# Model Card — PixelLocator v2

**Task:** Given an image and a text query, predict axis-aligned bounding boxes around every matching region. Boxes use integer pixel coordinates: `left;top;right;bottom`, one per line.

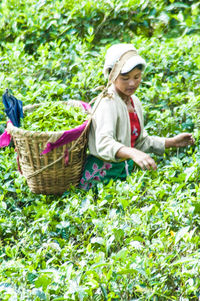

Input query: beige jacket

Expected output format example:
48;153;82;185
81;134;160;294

88;84;165;162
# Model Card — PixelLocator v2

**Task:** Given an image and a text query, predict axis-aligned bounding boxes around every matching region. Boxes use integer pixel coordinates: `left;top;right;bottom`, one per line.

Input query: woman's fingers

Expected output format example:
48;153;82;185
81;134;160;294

149;158;157;170
130;148;157;170
188;135;195;145
175;133;195;147
140;158;157;170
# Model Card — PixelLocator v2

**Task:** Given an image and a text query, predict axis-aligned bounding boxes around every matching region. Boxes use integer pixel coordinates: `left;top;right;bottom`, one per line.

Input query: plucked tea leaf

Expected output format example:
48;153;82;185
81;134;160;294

21;102;88;132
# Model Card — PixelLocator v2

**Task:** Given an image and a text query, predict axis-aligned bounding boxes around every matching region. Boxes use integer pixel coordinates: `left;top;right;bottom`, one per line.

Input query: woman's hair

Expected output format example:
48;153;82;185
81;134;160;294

108;64;143;75
108;68;112;75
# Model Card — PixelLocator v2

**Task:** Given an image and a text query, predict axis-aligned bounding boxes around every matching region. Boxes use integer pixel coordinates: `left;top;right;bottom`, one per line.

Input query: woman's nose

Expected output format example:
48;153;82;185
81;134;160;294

129;79;136;87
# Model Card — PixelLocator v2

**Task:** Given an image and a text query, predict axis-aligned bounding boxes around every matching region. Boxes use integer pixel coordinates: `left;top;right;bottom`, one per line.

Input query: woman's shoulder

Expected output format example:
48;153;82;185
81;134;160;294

91;93;117;116
94;88;120;106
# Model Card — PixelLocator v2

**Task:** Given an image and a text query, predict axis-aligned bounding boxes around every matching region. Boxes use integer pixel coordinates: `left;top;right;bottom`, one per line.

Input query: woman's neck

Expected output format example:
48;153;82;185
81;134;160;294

115;88;135;112
118;91;134;112
115;88;130;104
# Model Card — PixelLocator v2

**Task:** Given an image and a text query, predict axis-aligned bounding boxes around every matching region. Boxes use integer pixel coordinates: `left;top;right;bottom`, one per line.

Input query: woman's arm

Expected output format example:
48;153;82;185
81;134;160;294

116;146;157;170
116;133;195;171
165;133;195;148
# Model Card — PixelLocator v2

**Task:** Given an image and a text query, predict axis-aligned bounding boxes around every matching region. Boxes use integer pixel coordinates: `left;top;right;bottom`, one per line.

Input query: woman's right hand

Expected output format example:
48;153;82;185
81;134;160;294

131;148;157;170
116;146;157;170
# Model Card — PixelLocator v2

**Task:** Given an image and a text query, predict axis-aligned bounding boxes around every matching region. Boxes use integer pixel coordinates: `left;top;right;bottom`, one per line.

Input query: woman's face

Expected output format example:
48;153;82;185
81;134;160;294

114;67;142;100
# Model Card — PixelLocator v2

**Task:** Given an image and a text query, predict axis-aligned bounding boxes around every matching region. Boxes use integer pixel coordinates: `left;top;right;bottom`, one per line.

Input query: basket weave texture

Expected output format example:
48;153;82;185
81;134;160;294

8;101;89;195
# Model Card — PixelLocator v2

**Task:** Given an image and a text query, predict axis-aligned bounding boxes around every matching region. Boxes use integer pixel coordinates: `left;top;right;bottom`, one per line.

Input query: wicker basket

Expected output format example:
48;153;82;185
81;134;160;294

7;100;90;195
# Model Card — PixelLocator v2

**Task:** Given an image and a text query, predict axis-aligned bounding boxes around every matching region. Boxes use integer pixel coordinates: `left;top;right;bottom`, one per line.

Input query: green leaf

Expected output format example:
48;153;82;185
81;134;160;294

175;226;190;245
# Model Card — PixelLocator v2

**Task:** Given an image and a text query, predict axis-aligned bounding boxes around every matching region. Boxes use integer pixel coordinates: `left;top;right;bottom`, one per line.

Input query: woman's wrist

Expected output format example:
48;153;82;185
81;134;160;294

116;146;135;160
165;137;176;148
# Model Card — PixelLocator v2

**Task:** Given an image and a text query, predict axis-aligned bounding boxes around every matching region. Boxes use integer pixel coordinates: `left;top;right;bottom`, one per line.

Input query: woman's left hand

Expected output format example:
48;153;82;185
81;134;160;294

165;133;195;148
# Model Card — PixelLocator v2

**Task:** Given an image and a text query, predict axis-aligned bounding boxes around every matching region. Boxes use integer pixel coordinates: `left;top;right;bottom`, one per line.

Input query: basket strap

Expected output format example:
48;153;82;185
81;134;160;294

26;153;65;179
108;49;137;83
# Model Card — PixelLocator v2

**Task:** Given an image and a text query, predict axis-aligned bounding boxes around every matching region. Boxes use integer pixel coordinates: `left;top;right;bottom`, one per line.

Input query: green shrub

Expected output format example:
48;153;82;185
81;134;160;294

0;0;200;300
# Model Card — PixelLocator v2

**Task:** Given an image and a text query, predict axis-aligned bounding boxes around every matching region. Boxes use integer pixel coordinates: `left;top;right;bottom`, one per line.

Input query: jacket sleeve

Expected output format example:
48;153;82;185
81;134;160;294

135;129;166;155
89;97;125;161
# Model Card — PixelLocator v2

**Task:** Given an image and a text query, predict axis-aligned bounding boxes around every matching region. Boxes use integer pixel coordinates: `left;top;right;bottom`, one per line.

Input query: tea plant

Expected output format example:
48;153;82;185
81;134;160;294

0;0;200;300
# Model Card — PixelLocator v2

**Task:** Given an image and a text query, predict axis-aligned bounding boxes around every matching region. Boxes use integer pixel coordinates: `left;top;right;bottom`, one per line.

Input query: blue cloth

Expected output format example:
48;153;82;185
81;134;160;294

2;90;23;127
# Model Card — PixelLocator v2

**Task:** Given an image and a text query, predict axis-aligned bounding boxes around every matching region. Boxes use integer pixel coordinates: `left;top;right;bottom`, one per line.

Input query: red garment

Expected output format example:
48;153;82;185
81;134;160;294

129;98;141;147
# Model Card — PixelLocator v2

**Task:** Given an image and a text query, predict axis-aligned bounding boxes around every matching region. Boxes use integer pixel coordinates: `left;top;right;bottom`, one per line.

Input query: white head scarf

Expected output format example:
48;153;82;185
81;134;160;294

103;43;146;78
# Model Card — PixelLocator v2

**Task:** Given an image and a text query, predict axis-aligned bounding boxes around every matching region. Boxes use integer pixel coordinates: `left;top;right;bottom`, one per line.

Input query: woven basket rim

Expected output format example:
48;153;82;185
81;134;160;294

7;100;89;138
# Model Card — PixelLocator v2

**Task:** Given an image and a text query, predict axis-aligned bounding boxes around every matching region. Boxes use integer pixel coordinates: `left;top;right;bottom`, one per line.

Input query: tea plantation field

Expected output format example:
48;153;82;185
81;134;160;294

0;0;200;300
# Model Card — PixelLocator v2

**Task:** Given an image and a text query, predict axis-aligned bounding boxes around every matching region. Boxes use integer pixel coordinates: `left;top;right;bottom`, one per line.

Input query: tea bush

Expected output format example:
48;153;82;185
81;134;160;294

0;0;200;300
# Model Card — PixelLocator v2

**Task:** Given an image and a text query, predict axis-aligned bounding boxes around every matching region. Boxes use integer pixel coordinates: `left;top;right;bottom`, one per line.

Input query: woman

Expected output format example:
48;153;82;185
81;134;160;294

80;43;195;190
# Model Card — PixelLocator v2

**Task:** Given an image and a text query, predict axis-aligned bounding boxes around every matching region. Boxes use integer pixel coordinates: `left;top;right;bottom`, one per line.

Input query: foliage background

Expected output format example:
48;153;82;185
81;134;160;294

0;0;200;300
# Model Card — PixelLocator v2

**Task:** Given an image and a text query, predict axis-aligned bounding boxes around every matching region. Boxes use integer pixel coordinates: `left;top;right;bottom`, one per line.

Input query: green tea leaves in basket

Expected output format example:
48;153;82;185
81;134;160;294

21;102;88;132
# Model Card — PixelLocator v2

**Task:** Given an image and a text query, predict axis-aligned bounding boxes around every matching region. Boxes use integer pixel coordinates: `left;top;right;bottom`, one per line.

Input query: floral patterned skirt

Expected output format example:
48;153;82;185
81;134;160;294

79;155;134;190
